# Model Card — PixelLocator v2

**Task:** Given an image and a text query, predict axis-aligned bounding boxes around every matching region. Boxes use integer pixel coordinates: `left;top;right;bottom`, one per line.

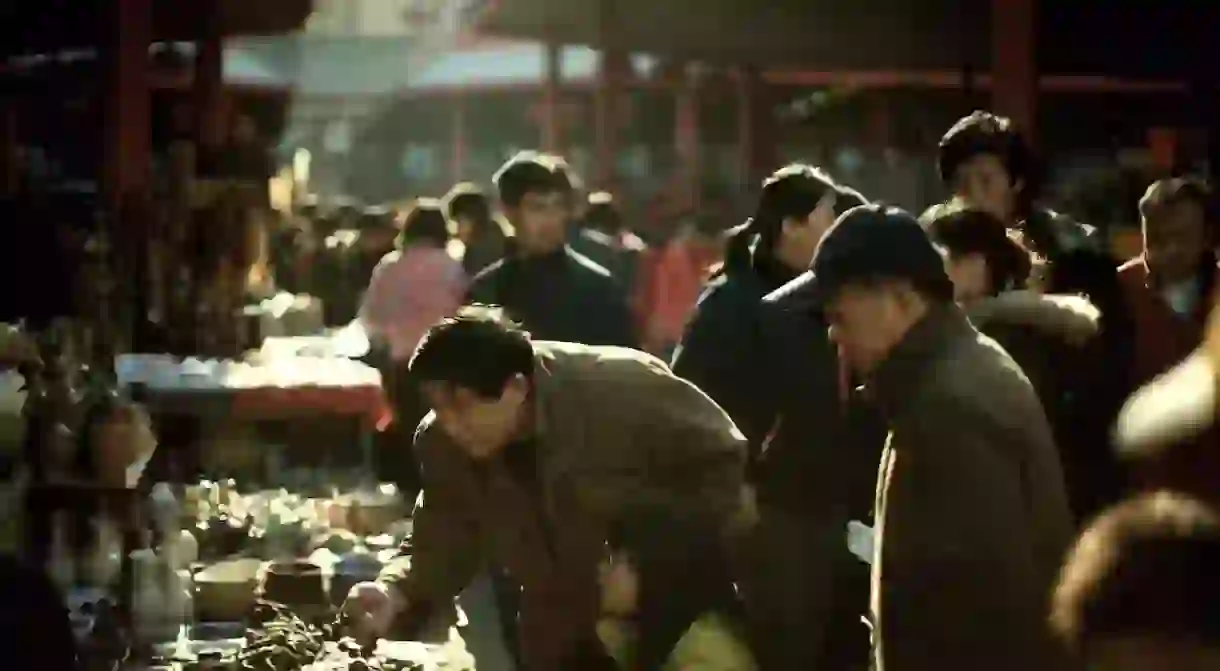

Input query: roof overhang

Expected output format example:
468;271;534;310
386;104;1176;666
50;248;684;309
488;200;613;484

478;0;1217;79
477;0;986;70
0;0;314;57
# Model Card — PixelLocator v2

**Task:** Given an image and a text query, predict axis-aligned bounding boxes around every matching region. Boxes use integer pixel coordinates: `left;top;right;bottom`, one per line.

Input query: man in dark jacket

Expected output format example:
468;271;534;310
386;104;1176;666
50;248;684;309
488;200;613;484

795;204;1074;671
467;152;635;347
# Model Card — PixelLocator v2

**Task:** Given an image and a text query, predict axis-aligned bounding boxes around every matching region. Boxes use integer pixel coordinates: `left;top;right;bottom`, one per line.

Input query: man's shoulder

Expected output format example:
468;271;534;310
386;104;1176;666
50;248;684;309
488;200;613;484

468;258;507;285
694;273;763;315
564;247;618;283
923;333;1039;415
536;341;669;376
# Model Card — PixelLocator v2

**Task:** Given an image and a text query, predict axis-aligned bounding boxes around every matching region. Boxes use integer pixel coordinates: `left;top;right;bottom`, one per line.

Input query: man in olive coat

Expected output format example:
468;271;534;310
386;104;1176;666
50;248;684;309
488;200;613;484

342;306;748;671
791;204;1074;671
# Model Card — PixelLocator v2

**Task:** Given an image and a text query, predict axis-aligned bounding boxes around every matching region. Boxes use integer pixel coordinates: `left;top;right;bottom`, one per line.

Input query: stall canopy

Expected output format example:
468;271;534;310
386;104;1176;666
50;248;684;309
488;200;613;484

0;0;313;57
478;0;1218;78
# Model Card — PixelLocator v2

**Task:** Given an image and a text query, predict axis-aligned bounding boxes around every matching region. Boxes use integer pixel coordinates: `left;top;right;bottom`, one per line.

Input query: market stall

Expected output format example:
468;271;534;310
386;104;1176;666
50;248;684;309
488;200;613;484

115;346;391;482
58;478;474;670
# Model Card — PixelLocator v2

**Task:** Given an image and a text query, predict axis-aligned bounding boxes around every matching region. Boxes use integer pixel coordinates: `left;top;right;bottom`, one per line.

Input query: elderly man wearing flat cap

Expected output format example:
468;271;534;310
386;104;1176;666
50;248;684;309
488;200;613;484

777;204;1074;671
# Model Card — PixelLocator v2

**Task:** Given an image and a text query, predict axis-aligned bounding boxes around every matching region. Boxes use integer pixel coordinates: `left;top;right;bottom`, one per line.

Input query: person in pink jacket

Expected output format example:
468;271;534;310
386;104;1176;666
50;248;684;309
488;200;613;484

361;199;468;495
361;199;468;363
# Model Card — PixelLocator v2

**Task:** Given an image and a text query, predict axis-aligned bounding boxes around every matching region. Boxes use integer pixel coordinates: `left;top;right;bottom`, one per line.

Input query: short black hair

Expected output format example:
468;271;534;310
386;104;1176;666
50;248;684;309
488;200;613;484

1051;492;1220;652
926;206;1033;293
408;305;535;399
492;151;573;208
938;110;1035;196
584;191;622;233
444;182;492;223
397;198;450;249
548;153;584;199
1138;176;1213;223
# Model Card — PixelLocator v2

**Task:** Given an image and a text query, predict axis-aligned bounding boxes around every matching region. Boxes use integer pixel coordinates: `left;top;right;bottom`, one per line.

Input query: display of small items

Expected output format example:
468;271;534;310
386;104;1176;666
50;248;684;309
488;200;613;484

162;600;424;671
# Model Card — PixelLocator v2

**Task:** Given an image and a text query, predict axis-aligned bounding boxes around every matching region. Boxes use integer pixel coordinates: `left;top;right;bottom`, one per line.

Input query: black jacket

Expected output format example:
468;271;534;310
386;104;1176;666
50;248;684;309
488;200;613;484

467;246;635;347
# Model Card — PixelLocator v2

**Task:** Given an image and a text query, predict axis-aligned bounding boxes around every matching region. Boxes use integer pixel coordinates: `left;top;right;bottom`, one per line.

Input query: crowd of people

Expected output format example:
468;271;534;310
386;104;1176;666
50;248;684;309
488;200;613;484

5;106;1220;670
319;108;1220;671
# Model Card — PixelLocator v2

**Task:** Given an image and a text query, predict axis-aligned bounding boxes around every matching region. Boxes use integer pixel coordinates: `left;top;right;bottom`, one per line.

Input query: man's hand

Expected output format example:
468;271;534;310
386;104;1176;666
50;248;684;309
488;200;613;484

341;581;405;644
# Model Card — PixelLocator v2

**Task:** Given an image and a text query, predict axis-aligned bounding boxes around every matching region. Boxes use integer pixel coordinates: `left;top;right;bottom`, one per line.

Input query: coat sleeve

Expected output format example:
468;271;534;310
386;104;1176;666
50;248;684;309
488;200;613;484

379;415;483;611
633;363;749;524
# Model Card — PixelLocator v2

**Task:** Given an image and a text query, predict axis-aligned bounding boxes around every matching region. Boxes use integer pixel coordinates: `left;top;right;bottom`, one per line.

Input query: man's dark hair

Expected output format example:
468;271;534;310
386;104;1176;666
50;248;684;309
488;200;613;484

1051;492;1220;652
444;182;493;223
1138;176;1214;224
926;206;1033;293
492;151;573;208
585;191;622;233
408;305;535;399
397;198;451;249
938;110;1036;198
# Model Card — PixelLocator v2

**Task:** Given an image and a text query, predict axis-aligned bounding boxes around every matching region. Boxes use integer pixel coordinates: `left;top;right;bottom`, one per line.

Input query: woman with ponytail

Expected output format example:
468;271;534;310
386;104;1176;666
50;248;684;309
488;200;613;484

671;164;863;443
672;164;880;671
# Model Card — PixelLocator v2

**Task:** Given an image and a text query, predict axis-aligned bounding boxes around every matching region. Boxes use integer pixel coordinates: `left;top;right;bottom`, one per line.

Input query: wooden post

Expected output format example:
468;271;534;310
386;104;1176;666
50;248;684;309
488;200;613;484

594;50;630;190
0;104;16;196
593;0;627;190
451;91;467;183
674;63;701;211
196;5;227;153
1147;128;1178;175
735;66;777;190
101;0;152;208
991;0;1037;139
541;41;562;152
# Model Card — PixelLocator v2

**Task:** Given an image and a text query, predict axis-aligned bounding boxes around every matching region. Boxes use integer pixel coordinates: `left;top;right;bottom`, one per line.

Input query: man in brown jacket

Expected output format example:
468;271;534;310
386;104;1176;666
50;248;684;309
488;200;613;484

343;306;747;671
790;204;1074;671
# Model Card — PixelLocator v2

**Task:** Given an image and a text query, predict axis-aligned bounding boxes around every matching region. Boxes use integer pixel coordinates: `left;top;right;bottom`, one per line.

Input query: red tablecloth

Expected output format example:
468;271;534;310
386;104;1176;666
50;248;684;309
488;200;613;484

228;384;393;429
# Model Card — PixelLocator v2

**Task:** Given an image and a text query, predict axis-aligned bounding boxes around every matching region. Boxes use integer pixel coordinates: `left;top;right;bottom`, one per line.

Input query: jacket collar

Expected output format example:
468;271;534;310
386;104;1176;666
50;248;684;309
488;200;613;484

867;303;975;419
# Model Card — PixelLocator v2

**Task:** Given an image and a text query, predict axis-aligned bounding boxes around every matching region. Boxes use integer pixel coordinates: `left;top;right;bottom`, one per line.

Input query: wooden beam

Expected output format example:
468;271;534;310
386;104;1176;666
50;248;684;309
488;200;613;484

991;0;1037;137
101;0;152;208
540;41;561;151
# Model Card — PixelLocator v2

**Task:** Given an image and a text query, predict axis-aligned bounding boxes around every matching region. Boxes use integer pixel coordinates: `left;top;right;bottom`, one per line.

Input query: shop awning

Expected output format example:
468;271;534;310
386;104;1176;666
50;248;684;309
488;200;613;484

0;0;313;58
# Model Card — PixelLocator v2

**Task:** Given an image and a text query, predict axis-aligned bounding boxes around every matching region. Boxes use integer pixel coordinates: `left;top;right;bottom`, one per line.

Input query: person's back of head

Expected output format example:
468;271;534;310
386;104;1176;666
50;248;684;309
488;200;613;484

585;191;623;235
397;198;451;250
1052;492;1220;671
445;182;495;235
